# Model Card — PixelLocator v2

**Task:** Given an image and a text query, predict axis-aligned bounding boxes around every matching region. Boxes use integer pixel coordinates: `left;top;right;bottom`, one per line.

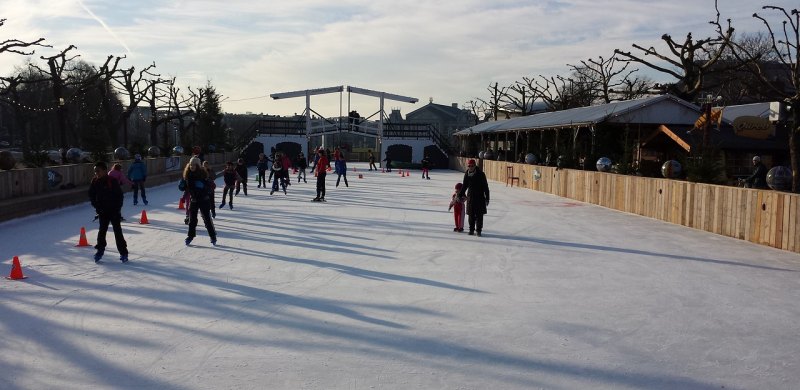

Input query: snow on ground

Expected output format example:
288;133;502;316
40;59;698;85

2;163;800;390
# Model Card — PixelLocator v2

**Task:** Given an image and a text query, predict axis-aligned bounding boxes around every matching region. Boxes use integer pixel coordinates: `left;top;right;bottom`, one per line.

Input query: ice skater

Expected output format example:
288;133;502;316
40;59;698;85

270;154;284;195
421;155;431;179
335;153;349;188
89;161;128;263
313;148;329;201
368;150;377;171
448;183;466;232
182;157;217;246
295;152;308;183
127;154;148;205
256;153;269;188
458;159;490;237
219;161;240;210
203;161;217;219
234;158;248;196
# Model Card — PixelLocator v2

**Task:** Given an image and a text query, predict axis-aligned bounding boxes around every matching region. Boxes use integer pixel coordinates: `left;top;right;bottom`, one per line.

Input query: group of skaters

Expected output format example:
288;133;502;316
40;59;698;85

87;146;489;264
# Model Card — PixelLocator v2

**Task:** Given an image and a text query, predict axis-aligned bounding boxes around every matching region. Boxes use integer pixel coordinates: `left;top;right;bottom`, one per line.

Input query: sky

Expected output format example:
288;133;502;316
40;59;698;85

0;0;796;118
2;163;800;388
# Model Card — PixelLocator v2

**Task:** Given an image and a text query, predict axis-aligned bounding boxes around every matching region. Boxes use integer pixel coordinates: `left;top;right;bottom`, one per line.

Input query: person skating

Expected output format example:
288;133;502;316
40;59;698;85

89;161;128;263
448;182;466;232
280;151;292;191
182;157;217;246
127;154;148;205
313;148;329;201
270;154;283;195
256;153;269;188
421;155;432;179
368;150;377;171
335;153;349;188
382;155;392;172
202;161;217;219
458;159;490;237
295;152;308;183
219;161;241;210
234;158;248;196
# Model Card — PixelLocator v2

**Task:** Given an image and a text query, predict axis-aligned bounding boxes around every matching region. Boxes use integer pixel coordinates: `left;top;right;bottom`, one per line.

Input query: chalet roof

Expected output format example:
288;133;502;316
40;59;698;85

407;102;464;120
454;94;701;135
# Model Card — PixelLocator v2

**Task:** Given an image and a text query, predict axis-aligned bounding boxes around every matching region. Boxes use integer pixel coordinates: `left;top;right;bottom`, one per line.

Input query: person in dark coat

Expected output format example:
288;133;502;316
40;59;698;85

256;153;269;188
295;152;308;183
182;157;217;246
89;161;128;262
745;156;768;189
458;159;490;236
234;157;248;196
127;154;148;205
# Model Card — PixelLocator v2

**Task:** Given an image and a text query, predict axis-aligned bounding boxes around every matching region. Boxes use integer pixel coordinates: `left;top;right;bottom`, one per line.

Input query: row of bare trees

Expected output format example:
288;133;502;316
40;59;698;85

0;19;226;165
468;4;799;191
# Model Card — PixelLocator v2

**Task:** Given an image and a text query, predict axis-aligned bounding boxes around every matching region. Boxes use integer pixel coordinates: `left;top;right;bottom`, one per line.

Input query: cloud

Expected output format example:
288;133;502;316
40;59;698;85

0;0;796;116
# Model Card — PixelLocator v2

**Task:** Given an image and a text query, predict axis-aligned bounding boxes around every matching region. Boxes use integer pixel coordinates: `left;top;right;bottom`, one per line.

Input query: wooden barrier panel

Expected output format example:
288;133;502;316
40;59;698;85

0;152;236;201
455;157;800;254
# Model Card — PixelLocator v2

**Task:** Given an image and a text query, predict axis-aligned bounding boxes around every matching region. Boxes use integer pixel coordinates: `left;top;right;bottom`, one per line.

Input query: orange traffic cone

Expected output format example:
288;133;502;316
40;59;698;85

76;227;91;247
358;174;363;179
381;168;385;173
405;171;410;177
398;169;403;175
139;210;149;224
6;256;27;280
178;197;185;210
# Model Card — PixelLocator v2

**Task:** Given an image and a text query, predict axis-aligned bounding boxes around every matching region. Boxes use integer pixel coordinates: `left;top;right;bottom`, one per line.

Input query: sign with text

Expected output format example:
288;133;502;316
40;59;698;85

733;116;773;139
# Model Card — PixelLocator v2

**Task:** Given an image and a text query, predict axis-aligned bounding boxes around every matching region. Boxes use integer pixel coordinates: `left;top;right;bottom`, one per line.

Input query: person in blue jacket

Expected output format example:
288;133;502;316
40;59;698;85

127;154;148;205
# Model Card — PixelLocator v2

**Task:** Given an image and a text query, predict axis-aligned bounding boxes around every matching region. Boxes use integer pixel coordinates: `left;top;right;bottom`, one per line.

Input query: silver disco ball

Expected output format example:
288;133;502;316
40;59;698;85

483;150;495;160
525;153;536;164
766;166;792;191
66;148;83;163
147;146;160;157
661;160;682;178
478;151;485;159
596;157;612;172
172;146;185;156
113;147;129;160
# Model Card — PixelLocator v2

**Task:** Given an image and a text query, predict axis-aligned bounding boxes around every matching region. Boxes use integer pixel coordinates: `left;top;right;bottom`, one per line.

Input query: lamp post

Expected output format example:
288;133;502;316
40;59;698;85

697;94;720;155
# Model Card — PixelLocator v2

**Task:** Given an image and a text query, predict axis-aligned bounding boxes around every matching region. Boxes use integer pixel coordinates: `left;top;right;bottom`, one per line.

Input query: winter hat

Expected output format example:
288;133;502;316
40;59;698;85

753;156;761;162
455;183;463;190
134;154;142;161
467;159;476;166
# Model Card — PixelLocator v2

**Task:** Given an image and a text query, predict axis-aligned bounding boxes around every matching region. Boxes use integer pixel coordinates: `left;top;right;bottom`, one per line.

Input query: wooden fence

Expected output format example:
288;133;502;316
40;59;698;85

454;158;800;254
0;153;236;201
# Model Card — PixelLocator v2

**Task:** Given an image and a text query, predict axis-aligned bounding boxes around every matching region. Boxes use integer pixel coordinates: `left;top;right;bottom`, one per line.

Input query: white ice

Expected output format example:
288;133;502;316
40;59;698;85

2;163;800;390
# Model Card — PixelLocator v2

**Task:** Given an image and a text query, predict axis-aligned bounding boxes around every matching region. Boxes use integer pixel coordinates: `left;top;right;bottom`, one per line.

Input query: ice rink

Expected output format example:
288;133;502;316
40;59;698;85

2;163;799;389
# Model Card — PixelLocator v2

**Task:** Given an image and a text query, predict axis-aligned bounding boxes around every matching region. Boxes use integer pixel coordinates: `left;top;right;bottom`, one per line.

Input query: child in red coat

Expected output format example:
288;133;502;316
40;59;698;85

448;183;466;232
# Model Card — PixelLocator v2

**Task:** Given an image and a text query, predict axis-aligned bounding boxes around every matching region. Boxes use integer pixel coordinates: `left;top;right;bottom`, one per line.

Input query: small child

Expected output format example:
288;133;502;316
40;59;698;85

448;183;466;232
108;163;132;187
219;161;241;210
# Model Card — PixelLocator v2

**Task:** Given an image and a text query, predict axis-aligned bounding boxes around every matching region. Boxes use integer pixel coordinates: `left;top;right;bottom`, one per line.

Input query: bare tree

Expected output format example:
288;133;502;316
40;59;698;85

730;6;800;191
568;56;652;103
499;81;537;117
0;19;48;55
111;63;157;147
614;1;735;101
526;74;595;111
476;82;508;121
463;99;488;125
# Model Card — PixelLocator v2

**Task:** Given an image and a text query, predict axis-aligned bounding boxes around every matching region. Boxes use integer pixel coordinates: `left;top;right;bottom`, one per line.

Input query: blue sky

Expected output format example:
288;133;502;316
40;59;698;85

0;0;795;117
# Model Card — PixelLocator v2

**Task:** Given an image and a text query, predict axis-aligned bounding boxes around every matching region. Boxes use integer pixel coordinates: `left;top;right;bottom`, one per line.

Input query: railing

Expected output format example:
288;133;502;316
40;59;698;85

456;157;800;254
